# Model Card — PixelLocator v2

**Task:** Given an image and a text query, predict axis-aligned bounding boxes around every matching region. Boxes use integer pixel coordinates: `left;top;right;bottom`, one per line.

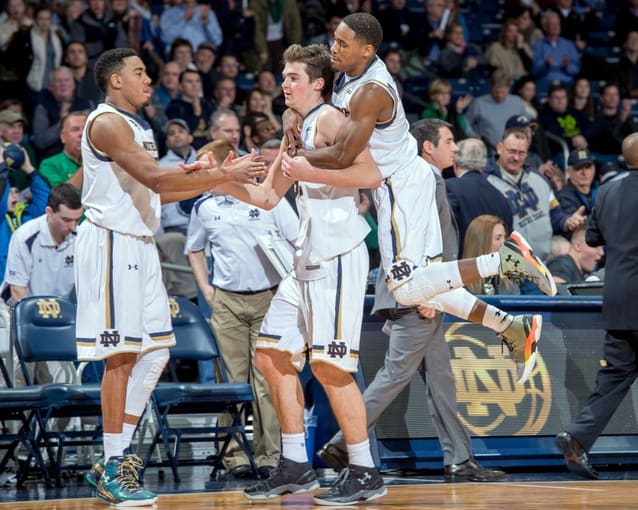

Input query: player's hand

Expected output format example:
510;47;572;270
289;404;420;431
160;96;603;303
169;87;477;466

282;153;313;181
282;109;303;156
416;304;436;319
180;152;218;173
222;150;267;183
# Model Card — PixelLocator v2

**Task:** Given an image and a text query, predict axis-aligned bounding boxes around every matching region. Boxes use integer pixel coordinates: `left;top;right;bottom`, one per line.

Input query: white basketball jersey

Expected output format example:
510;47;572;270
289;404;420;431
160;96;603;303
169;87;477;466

332;55;419;179
81;103;161;236
295;103;370;272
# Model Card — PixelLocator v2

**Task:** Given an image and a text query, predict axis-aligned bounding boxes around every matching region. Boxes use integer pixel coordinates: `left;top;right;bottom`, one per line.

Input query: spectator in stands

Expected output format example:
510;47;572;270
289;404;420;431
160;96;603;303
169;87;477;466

486;19;532;83
38;111;86;190
250;0;302;73
514;6;543;47
0;143;50;279
615;0;638;47
547;226;603;285
617;30;638;99
462;214;519;295
382;48;404;99
378;0;420;50
169;37;196;72
464;70;527;151
156;118;198;302
308;12;341;49
30;67;92;161
513;74;540;119
209;107;244;154
69;0;129;67
166;69;215;149
550;0;587;50
589;82;637;158
244;87;282;133
194;42;217;98
0;0;31;50
186;139;297;479
159;0;222;59
569;77;595;120
7;4;63;98
444;0;470;41
153;61;181;111
504;114;555;184
0;109;36;179
256;69;285;116
532;11;580;83
213;55;245;105
420;78;471;141
64;40;102;107
437;23;487;79
2;184;81;304
557;148;598;218
419;0;447;65
218;0;257;72
486;128;585;261
539;83;593;151
110;0;142;53
241;112;277;154
446;138;513;255
57;0;85;44
213;77;240;113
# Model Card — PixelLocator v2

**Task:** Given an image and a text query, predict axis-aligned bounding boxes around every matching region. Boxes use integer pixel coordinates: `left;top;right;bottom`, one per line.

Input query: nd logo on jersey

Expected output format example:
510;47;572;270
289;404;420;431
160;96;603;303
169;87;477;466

446;322;551;436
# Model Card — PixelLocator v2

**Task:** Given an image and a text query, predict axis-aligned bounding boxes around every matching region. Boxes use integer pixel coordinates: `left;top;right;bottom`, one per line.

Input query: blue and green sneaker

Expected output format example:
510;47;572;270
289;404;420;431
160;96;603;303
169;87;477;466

96;456;157;507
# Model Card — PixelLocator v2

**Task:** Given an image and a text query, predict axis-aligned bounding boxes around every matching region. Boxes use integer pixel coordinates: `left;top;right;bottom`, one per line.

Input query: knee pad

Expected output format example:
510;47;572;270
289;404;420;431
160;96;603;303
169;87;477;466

125;349;170;417
428;287;477;321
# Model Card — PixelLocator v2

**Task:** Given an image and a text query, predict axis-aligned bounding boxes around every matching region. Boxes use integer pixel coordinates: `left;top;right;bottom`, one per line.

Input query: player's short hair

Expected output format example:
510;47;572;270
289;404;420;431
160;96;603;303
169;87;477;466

283;44;334;102
342;13;383;52
48;183;82;211
197;139;235;166
410;118;452;148
94;48;137;94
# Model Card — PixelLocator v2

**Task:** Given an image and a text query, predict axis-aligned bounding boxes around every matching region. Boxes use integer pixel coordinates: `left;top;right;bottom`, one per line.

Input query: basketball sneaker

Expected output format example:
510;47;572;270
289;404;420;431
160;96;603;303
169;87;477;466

96;456;157;507
243;456;319;500
317;442;348;472
500;314;542;384
85;448;146;489
499;231;557;296
313;464;386;506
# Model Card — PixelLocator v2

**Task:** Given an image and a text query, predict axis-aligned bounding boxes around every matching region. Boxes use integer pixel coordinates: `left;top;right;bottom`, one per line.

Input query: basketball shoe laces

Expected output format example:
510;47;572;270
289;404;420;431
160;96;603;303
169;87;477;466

114;457;144;492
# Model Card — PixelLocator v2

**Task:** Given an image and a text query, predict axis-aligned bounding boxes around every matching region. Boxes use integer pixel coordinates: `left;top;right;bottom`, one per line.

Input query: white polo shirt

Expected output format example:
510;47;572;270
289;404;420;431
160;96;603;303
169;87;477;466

186;194;298;293
3;214;76;298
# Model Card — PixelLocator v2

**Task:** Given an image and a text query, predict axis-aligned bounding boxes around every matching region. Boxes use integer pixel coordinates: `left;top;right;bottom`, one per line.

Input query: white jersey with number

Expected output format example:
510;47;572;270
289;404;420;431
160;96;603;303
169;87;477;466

331;55;419;180
81;103;161;236
295;103;370;277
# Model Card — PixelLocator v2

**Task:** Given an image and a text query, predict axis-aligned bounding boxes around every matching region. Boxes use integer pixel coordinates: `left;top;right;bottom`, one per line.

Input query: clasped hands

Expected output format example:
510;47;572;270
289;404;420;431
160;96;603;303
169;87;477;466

181;150;266;183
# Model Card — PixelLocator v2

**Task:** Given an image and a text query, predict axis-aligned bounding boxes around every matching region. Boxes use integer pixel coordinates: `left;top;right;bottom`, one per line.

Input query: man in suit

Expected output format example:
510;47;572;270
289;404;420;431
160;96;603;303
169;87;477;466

445;138;513;255
555;132;638;479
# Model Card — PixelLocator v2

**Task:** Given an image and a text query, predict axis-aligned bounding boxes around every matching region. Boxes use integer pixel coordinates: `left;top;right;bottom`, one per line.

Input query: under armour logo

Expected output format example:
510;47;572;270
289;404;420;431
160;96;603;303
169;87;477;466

357;472;372;484
128;264;139;270
249;209;260;219
390;261;412;282
326;341;348;358
100;329;121;347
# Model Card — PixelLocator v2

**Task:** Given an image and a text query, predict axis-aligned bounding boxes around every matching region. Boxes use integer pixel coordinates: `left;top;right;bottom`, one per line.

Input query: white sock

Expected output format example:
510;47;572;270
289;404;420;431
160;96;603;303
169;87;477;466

121;422;137;452
482;304;513;334
475;253;501;279
346;439;374;468
281;433;308;463
104;432;123;461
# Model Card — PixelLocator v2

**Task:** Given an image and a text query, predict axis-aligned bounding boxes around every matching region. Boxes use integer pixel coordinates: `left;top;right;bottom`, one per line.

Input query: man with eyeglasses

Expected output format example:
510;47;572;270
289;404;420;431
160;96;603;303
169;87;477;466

487;128;585;262
557;148;598;219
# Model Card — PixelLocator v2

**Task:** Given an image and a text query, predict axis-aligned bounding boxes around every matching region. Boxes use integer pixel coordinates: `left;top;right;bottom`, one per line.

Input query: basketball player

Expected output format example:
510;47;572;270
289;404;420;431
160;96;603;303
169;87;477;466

281;13;556;384
76;48;265;506
191;44;387;505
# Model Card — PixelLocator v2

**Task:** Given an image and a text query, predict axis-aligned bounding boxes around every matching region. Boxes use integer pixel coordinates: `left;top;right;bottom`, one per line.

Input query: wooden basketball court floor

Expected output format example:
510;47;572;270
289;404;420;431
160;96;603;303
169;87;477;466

4;468;638;509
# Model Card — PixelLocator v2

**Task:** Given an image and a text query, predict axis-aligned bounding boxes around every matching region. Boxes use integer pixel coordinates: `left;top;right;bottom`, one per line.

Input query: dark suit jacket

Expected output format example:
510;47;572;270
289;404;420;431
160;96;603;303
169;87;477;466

445;170;513;255
586;170;638;330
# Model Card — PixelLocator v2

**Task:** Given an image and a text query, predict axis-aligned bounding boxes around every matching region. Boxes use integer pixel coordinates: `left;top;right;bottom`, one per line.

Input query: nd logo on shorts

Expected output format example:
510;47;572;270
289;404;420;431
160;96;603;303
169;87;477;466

326;340;348;358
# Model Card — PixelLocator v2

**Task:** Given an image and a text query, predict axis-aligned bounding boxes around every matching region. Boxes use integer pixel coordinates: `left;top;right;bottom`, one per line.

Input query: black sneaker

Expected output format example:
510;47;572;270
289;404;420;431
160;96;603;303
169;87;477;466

243;457;319;500
313;464;387;506
317;442;348;472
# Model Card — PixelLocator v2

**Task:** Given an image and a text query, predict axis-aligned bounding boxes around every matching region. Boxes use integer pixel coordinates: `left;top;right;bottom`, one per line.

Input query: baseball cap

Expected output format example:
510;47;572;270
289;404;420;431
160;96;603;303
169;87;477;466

505;114;537;130
568;148;595;169
0;109;26;125
166;118;190;133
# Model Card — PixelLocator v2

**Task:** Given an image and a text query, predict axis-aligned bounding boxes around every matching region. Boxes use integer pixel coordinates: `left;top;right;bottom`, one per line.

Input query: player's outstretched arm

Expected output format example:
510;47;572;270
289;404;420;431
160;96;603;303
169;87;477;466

299;83;391;169
89;113;265;202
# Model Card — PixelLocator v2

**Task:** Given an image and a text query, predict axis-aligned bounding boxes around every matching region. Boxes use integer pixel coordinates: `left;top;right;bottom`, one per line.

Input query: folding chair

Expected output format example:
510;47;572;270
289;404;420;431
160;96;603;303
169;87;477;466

12;296;103;486
145;296;256;482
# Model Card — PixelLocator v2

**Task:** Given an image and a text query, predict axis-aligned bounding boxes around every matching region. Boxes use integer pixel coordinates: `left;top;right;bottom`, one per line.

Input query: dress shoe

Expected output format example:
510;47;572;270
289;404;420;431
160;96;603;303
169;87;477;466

444;458;507;482
316;442;348;471
227;464;254;479
555;431;598;479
